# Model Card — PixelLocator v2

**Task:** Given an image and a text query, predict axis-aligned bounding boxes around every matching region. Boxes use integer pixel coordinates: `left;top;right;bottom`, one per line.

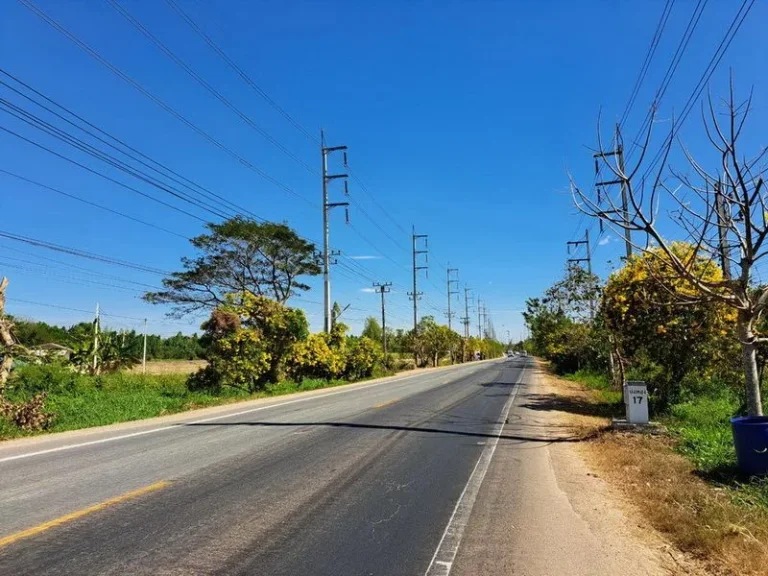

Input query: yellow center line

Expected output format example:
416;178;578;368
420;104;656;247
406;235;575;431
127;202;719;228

0;481;169;548
374;398;399;409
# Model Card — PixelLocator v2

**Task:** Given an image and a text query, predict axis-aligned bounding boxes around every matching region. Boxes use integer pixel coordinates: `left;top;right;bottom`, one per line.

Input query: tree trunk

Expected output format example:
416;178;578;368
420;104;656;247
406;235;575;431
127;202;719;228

0;277;13;394
738;313;763;416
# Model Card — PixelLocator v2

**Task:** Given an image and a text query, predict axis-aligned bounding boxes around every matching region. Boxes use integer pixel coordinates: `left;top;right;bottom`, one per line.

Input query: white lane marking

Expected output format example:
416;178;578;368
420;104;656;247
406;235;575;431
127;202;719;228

0;362;489;465
423;363;527;576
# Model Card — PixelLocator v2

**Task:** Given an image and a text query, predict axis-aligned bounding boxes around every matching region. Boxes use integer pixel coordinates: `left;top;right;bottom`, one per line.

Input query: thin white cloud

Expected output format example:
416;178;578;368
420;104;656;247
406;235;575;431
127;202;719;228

598;235;612;246
360;287;377;293
350;255;381;260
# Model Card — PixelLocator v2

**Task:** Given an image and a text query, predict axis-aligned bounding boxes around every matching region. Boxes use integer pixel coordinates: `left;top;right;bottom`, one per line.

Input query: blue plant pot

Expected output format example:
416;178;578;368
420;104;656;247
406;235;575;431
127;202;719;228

731;416;768;476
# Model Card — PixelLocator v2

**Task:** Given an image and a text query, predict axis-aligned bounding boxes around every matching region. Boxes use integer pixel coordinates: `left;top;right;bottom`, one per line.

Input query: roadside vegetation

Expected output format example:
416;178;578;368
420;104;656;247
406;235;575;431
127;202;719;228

544;369;768;575
0;218;505;438
526;79;768;573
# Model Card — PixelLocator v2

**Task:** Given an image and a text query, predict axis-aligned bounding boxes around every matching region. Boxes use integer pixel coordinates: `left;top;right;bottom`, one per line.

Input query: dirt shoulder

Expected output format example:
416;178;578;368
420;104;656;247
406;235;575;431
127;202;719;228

452;360;710;576
537;362;768;576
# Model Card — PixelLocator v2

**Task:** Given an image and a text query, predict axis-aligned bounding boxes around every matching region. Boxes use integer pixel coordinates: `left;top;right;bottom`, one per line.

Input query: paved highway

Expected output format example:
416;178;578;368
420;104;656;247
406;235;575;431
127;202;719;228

0;357;529;575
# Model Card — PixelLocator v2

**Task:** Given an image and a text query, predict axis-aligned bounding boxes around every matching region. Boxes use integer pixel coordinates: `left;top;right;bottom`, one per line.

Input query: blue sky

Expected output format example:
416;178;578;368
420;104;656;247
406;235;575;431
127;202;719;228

0;0;765;339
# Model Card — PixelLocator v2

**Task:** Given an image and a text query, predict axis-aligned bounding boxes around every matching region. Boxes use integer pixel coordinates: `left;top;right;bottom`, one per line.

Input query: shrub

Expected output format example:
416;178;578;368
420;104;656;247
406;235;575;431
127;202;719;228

8;364;83;395
286;333;346;381
345;337;382;381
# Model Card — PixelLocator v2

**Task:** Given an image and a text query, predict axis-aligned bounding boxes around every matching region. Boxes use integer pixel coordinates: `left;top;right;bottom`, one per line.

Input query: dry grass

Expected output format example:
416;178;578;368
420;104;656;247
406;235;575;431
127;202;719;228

540;365;768;576
126;360;207;375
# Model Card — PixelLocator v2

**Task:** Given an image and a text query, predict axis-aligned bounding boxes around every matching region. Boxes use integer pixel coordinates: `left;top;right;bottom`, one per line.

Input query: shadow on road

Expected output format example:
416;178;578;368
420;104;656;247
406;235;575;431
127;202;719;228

183;419;586;444
520;392;621;419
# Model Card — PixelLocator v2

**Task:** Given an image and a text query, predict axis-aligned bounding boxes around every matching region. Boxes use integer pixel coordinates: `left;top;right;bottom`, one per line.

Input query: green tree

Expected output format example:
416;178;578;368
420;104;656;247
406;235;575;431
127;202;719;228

345;337;382;379
361;316;383;343
10;318;70;347
523;263;607;374
191;293;309;391
145;217;321;315
407;317;462;367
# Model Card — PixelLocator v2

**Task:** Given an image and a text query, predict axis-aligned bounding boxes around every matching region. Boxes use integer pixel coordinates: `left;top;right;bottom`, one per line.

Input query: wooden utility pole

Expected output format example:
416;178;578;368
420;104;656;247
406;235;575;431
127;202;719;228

373;282;392;355
321;130;349;333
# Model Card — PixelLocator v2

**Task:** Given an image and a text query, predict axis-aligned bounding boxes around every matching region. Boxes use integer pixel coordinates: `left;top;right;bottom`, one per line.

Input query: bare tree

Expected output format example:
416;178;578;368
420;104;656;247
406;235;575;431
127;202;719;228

573;78;768;416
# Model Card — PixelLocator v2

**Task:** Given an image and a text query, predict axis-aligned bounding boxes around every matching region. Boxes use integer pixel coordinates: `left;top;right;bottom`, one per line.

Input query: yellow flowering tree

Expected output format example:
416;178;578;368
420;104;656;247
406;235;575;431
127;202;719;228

602;243;737;404
190;293;309;391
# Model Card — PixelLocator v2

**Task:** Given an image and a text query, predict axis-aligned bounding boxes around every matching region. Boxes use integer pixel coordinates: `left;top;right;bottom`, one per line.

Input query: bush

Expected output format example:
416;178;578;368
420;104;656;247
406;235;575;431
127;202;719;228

8;364;84;395
286;333;345;381
345;337;382;380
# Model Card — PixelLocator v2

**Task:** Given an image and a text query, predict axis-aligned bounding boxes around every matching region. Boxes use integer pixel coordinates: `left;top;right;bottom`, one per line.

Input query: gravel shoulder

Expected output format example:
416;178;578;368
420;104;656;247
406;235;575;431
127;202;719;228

452;360;709;576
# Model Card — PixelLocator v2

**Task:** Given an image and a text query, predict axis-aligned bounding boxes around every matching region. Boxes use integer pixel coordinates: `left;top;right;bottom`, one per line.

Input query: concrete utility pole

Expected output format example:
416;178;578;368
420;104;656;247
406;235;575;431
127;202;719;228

142;318;148;375
409;226;428;331
373;282;392;355
462;286;473;338
477;299;484;339
567;229;592;275
714;180;733;281
479;305;488;340
446;266;459;331
93;302;100;375
594;124;631;259
321;130;349;333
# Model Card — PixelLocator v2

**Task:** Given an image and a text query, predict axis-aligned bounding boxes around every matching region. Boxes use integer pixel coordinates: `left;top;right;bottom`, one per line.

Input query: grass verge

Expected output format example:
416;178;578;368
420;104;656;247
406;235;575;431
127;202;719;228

541;365;768;576
0;364;394;441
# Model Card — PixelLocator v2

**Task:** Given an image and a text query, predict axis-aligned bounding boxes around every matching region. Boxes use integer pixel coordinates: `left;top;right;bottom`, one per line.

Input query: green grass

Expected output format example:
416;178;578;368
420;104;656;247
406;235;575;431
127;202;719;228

666;395;738;472
562;368;768;509
0;365;396;440
562;369;623;404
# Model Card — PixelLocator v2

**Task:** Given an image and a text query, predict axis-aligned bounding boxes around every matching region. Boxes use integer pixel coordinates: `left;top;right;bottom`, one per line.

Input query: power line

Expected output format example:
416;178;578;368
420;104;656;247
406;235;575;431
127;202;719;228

18;0;314;206
0;97;234;220
107;0;316;176
7;297;204;326
164;0;317;143
639;0;755;180
0;169;188;239
619;0;675;129
0;69;257;220
626;0;708;160
0;259;151;295
0;249;162;290
0;230;168;275
0;122;209;223
0;70;333;255
163;0;412;251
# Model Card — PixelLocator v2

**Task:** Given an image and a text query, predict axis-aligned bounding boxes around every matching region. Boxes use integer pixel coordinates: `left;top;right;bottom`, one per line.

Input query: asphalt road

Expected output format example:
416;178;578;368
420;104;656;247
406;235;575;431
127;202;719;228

0;357;529;576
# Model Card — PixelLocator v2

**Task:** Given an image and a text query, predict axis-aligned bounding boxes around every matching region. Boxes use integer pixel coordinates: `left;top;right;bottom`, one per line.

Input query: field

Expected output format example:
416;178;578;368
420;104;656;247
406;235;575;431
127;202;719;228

127;360;207;375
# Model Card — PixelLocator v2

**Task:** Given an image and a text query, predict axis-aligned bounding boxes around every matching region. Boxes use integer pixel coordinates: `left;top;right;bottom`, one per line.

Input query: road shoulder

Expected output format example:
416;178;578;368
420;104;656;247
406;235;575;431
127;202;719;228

451;361;707;576
0;359;499;453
